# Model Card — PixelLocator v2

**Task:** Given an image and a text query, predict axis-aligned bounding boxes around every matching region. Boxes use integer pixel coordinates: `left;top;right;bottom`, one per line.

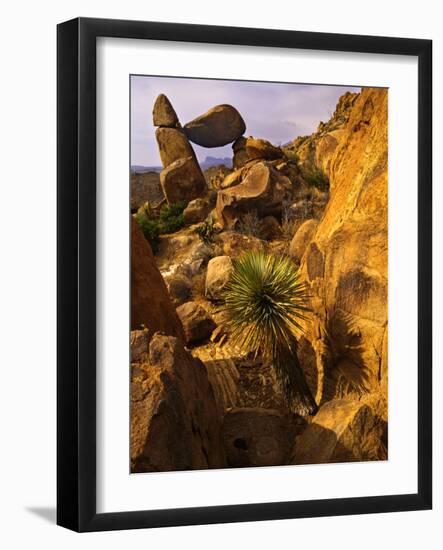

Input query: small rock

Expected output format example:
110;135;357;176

166;274;193;306
205;256;233;301
176;301;216;345
232;137;284;168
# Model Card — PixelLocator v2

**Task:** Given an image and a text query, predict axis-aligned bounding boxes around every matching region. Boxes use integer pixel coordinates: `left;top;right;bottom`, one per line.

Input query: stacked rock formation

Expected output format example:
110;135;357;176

153;95;247;207
153;94;207;205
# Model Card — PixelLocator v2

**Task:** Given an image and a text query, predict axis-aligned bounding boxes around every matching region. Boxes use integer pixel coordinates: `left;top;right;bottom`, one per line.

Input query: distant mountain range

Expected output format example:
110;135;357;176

131;156;232;174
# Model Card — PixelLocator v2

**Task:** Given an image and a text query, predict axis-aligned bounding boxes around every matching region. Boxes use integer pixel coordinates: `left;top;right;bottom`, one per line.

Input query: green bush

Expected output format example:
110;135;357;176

304;167;329;191
158;201;186;233
134;201;186;253
195;217;216;245
221;250;317;415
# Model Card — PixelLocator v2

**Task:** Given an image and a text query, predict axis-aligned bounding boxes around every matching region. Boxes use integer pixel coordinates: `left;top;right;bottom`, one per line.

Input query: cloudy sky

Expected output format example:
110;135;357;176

131;75;360;167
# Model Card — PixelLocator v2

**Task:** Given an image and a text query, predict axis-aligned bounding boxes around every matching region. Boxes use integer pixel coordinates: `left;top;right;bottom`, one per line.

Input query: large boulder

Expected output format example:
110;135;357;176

160;156;207;205
184;104;246;147
155;127;196;168
152;93;180;127
176;301;216;345
215;162;292;229
183;197;212;224
222;408;302;468
131;334;225;472
131;217;185;341
297;89;388;410
130;171;163;211
205;256;233;301
291;399;387;464
289;219;319;261
233;137;284;169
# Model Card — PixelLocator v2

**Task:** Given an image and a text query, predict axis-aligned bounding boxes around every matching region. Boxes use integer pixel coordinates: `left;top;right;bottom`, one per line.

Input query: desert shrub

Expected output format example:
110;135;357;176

134;209;160;252
220;250;317;415
281;202;298;243
134;201;186;253
237;210;264;239
284;149;299;164
195;217;216;245
158;201;186;233
304;167;329;191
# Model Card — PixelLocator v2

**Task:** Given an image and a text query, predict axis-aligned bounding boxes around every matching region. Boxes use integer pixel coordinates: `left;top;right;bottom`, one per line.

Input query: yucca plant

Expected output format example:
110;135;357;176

221;250;318;415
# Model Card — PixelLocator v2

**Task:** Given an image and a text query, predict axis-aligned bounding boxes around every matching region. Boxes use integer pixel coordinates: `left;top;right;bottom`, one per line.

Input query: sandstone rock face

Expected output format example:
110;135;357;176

155;127;196;168
286;91;359;178
131;334;225;472
152;94;180;127
183;197;212;224
233;137;284;169
289;219;319;261
131;217;185;341
297;88;388;412
205;256;233;301
216;162;292;229
291;399;387;464
176;301;216;345
184;104;246;147
160;156;207;205
130;171;164;211
222;408;301;467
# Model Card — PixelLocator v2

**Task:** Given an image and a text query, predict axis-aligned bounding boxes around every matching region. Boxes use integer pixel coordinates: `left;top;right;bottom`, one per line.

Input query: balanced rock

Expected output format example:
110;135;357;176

205;256;233;301
289;219;319;261
233;137;284;169
291;400;387;464
131;217;185;341
155;127;196;168
184;104;246;147
160;156;207;205
176;301;216;345
216;162;292;229
183;197;212;224
152;93;180;127
131;333;225;472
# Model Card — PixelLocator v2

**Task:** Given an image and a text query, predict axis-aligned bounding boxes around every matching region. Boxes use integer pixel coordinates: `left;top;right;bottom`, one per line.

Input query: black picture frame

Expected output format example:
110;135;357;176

57;17;432;532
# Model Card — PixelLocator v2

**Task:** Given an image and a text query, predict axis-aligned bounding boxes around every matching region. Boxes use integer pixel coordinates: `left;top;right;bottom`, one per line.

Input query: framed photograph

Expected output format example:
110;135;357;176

57;17;432;532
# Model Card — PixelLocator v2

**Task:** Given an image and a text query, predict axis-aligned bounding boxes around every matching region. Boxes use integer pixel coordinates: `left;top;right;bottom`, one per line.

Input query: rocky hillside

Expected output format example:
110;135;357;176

130;88;388;472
